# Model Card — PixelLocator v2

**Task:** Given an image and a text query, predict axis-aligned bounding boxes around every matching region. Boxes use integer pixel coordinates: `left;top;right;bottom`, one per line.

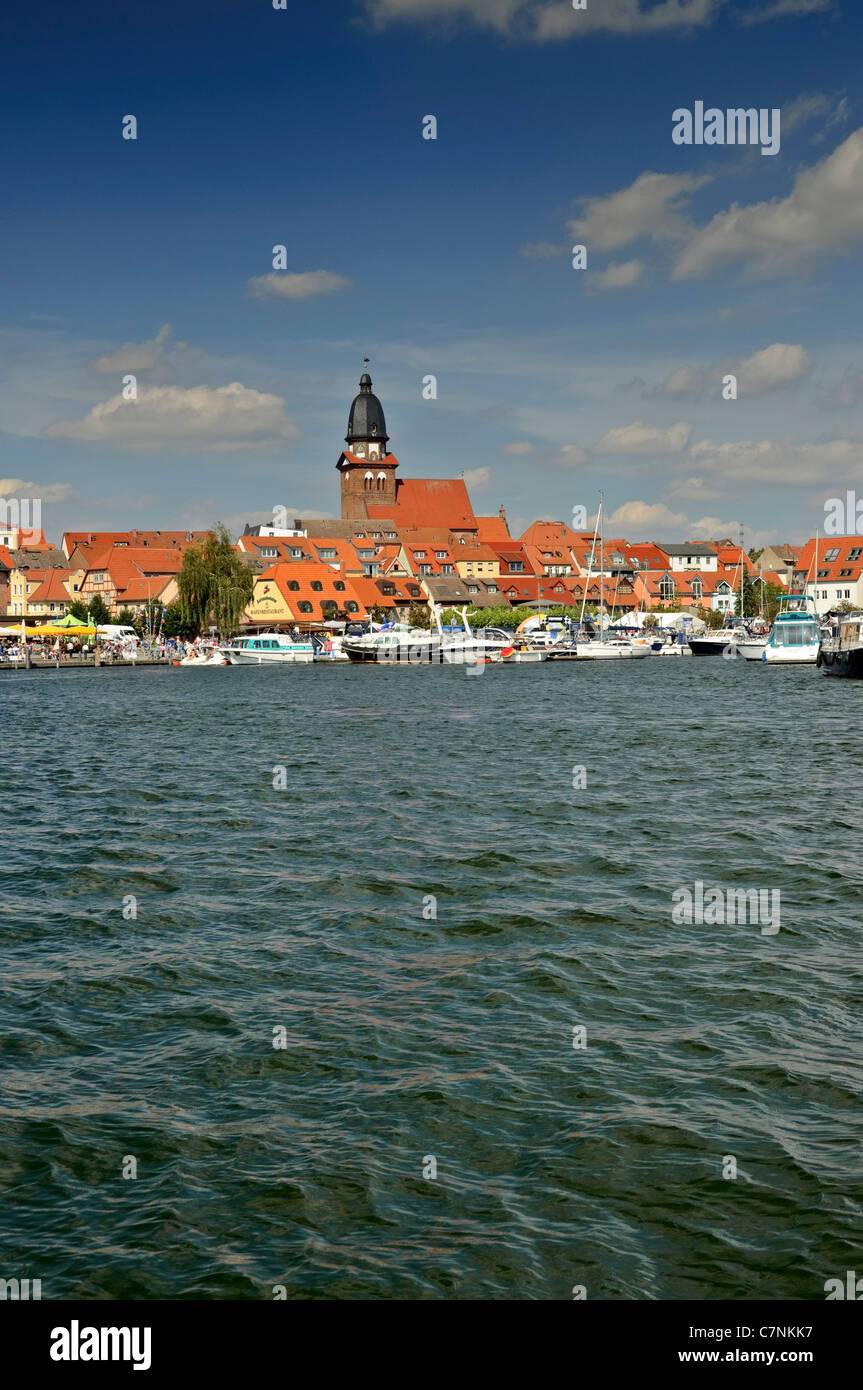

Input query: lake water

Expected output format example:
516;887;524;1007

1;659;861;1299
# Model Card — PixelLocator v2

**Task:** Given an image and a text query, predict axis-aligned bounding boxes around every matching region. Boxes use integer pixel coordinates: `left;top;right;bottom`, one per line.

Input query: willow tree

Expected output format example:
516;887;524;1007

177;524;255;635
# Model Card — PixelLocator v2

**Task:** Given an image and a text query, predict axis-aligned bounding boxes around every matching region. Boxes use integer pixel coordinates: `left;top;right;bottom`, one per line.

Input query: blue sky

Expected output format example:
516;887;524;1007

2;0;862;546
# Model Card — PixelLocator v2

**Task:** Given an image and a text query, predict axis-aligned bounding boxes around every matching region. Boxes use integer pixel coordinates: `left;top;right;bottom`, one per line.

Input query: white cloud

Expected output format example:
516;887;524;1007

659;342;812;397
503;441;534;454
595;421;692;455
463;465;492;489
92;324;173;374
605;500;690;535
367;0;722;42
568;172;711;252
594;259;645;290
46;383;299;450
247;271;351;300
687;434;862;483
0;477;74;503
673;128;863;280
557;444;587;465
741;0;833;26
665;476;726;501
737;343;812;392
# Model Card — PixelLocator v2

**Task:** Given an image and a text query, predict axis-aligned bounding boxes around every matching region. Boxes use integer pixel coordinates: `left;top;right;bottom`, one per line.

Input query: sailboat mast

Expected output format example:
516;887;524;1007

739;524;744;621
579;503;601;628
599;489;605;632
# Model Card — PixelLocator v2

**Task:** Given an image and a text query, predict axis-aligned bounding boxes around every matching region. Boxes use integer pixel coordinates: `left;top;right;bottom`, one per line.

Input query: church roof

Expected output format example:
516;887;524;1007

367;478;477;530
346;372;389;446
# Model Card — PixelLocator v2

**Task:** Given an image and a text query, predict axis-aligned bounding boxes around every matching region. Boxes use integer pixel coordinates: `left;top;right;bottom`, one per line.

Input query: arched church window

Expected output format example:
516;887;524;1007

376;471;387;491
364;471;373;491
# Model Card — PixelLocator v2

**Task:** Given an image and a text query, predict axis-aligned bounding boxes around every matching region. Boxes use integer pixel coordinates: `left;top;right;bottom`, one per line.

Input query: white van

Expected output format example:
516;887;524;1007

97;625;139;643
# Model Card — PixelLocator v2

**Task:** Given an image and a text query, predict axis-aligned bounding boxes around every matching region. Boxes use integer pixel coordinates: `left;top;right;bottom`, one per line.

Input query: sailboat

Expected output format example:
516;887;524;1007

574;495;649;659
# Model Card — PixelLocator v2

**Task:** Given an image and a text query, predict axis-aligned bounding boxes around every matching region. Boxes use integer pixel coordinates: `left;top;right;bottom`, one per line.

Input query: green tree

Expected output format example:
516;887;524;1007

116;607;137;627
87;594;112;626
408;603;430;629
177;524;255;635
67;598;90;622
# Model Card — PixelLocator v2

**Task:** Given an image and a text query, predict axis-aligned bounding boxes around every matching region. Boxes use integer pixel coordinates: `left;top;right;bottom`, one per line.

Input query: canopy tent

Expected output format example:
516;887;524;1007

0;625;24;637
32;619;97;636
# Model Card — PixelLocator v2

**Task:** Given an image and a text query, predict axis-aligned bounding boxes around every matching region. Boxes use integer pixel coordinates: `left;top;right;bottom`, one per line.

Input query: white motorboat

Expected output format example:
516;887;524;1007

574;638;650;659
220;632;314;664
761;594;821;665
342;622;439;663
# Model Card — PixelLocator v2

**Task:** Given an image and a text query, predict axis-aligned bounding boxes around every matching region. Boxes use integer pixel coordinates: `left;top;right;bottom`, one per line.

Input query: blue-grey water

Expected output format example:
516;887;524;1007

1;659;861;1300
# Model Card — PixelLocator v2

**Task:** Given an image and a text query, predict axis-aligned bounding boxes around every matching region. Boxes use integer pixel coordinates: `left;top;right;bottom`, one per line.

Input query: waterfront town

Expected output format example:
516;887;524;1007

1;374;861;641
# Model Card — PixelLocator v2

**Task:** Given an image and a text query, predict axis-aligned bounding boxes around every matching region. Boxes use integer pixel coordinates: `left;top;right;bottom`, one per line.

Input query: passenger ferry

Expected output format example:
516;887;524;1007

219;632;315;664
761;594;821;665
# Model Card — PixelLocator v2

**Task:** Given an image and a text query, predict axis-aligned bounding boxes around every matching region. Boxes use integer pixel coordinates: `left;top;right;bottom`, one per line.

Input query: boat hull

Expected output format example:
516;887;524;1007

820;646;863;677
762;644;820;665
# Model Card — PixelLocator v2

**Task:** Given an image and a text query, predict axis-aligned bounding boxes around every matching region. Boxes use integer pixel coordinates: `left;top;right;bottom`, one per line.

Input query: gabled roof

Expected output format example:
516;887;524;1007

796;535;863;583
27;569;72;603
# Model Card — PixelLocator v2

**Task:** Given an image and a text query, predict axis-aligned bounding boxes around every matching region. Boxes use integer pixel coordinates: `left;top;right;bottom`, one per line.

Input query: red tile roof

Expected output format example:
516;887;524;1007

366;477;477;530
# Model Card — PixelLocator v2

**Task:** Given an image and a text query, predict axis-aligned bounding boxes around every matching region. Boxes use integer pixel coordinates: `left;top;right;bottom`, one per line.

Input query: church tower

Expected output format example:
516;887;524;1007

337;371;399;520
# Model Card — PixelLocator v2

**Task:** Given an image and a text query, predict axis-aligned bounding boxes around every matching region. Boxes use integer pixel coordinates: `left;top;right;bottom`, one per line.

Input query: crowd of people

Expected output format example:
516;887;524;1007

0;635;185;663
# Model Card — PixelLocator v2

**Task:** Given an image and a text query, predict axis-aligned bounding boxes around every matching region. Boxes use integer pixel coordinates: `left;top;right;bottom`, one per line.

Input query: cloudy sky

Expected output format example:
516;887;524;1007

2;0;862;545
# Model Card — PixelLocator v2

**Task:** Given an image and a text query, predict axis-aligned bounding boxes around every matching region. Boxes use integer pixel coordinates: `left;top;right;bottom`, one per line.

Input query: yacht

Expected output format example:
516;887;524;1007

818;610;863;678
220;632;315;664
761;594;821;665
341;621;439;663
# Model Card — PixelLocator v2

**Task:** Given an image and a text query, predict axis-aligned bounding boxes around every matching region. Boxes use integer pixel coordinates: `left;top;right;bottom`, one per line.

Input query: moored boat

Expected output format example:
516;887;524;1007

220;632;314;664
818;610;863;677
761;594;821;665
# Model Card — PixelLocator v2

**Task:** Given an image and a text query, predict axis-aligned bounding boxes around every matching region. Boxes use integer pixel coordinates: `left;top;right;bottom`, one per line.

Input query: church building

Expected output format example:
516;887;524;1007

336;371;506;538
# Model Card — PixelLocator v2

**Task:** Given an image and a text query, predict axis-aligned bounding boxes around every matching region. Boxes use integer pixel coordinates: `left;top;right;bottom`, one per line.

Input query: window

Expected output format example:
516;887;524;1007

311;580;323;592
691;577;703;600
376;472;386;491
468;584;478;593
839;568;853;577
289;548;302;559
94;573;104;583
824;547;840;561
414;550;426;560
509;561;523;573
386;532;397;540
333;581;345;591
659;575;675;600
363;471;373;491
344;601;359;613
370;531;381;539
318;548;336;560
260;547;277;558
817;569;829;579
288;580;300;591
419;564;431;576
488;584;498;593
435;551;447;560
441;564;453;575
848;547;862;561
298;601;313;614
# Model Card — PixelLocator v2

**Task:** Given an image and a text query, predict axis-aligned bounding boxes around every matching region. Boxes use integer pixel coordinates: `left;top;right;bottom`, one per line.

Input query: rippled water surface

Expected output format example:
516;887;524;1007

1;659;861;1299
